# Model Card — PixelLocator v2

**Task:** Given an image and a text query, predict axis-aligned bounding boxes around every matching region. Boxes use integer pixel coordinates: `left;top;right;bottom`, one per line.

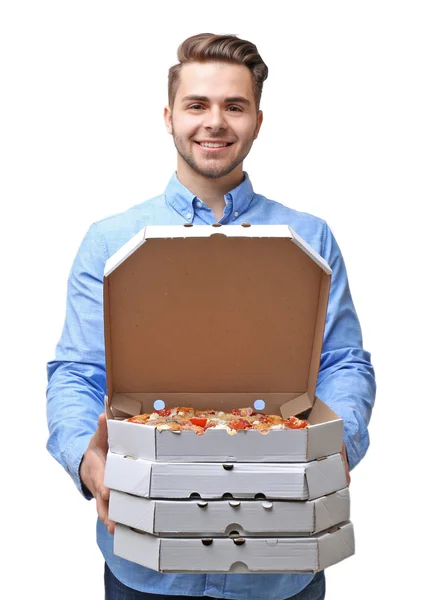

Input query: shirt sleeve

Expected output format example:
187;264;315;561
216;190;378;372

46;223;108;498
316;222;376;470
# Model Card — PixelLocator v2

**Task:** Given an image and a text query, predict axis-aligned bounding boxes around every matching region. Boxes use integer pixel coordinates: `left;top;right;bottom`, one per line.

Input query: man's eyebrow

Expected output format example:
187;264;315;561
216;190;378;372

225;96;251;105
181;95;209;103
181;95;251;105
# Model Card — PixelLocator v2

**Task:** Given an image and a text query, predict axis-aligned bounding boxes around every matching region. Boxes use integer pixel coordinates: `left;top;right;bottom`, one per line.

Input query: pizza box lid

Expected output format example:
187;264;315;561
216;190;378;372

103;224;332;419
113;521;355;573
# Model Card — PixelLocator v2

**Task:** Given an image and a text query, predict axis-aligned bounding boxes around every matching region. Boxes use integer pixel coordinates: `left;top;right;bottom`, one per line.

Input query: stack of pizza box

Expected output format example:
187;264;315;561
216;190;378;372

103;224;354;573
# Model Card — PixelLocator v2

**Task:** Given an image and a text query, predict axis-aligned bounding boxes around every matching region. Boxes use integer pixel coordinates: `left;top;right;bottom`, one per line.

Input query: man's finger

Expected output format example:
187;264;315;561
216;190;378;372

95;413;109;452
100;485;110;501
96;494;109;526
96;494;115;535
341;443;351;486
107;519;116;535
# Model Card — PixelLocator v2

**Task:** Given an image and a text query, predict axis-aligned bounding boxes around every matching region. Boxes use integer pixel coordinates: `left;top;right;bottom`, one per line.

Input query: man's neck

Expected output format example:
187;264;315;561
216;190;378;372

176;162;244;222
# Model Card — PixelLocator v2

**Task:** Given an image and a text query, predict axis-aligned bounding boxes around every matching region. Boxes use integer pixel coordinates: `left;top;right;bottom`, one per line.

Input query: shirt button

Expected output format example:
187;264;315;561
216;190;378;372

196;201;202;208
186;212;192;219
234;211;239;218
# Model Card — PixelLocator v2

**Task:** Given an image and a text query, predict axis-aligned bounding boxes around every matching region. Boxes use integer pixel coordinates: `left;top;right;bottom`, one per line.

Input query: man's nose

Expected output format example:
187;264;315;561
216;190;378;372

203;107;227;131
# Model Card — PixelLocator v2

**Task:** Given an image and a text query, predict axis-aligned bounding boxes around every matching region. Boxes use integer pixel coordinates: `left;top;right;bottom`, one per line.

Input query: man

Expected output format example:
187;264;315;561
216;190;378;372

47;33;376;599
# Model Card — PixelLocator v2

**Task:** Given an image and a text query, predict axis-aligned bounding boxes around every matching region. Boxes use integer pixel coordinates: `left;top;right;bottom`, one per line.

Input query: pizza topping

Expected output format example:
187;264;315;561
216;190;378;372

285;416;309;429
124;407;309;435
229;418;253;431
156;423;171;431
128;416;149;424
154;408;172;417
195;409;216;416
189;417;208;428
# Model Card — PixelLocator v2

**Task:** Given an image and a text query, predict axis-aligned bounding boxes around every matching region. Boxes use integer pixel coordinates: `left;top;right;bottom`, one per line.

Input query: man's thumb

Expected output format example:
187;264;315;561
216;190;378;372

96;413;109;451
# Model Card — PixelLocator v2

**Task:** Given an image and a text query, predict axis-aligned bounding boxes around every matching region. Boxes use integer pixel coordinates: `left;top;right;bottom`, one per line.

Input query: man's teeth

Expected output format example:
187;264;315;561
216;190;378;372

198;142;230;148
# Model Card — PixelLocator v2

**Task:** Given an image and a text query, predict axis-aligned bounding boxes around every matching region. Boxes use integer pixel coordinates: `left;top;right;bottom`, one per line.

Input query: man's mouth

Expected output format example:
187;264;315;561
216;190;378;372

195;141;234;149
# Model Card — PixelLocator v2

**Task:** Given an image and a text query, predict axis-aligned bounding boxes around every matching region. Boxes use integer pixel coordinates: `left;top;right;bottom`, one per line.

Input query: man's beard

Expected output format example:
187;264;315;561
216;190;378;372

172;131;254;179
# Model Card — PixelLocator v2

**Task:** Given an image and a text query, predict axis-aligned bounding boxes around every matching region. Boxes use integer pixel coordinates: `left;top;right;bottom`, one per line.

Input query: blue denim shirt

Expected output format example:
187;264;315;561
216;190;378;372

47;172;376;598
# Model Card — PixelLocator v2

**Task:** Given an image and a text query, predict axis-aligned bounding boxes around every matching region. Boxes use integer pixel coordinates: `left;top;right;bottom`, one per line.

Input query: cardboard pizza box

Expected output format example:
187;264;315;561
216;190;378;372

113;521;355;573
103;224;343;463
108;488;351;537
104;452;347;501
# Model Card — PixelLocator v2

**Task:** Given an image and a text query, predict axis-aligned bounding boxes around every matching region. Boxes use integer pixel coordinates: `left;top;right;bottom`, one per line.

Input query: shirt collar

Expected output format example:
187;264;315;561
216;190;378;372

164;171;255;222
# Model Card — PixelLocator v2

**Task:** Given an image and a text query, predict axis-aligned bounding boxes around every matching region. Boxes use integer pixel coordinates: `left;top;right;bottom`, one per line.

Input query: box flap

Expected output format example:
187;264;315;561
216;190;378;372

104;451;153;496
280;392;311;418
111;394;143;417
314;488;350;533
114;523;160;571
318;522;355;570
305;454;347;498
109;489;156;532
104;225;331;412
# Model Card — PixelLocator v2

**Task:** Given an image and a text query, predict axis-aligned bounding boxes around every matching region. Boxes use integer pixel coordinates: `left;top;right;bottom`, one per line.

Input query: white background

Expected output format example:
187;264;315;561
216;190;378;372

1;1;441;598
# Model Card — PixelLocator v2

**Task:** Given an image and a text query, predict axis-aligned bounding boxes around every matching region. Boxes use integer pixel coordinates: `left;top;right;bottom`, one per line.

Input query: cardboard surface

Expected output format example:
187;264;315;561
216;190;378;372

113;522;355;573
104;452;347;500
104;225;331;409
109;488;351;536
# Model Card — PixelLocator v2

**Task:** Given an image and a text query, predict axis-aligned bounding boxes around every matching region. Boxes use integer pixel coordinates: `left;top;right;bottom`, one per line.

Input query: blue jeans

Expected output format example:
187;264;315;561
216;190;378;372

104;564;326;600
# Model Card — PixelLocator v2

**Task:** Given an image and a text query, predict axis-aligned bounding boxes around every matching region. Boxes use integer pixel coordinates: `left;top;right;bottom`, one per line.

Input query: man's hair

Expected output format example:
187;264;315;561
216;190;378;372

168;33;268;110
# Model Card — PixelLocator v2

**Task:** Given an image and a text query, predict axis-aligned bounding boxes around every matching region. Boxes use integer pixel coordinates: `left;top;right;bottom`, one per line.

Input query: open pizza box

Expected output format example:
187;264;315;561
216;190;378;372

113;521;355;573
108;488;350;537
103;224;344;463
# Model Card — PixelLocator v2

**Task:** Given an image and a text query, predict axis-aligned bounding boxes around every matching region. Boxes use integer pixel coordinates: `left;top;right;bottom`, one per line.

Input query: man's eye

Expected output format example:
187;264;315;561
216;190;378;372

189;104;203;110
227;106;242;112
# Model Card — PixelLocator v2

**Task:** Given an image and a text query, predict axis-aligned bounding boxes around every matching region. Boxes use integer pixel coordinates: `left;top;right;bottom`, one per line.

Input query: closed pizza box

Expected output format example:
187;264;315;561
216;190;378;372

103;224;343;463
113;521;355;573
108;488;351;537
104;452;347;501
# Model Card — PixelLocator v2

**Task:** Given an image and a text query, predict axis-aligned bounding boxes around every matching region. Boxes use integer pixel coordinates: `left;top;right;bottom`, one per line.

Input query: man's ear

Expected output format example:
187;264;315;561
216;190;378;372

164;106;173;135
254;110;263;140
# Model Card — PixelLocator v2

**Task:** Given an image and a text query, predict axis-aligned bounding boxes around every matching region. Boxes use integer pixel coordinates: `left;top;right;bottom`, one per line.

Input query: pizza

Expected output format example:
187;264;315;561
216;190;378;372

124;406;308;435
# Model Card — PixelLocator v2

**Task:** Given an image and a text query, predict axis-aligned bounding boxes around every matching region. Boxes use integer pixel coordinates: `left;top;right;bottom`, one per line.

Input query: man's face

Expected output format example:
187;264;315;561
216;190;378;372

164;62;263;179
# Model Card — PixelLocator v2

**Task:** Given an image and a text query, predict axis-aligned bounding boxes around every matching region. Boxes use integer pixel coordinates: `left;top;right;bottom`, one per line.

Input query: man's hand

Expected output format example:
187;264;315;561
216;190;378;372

80;413;115;534
341;442;351;486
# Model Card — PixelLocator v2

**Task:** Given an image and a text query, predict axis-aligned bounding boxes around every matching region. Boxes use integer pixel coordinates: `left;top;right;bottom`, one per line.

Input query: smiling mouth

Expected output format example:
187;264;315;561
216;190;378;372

195;141;234;148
